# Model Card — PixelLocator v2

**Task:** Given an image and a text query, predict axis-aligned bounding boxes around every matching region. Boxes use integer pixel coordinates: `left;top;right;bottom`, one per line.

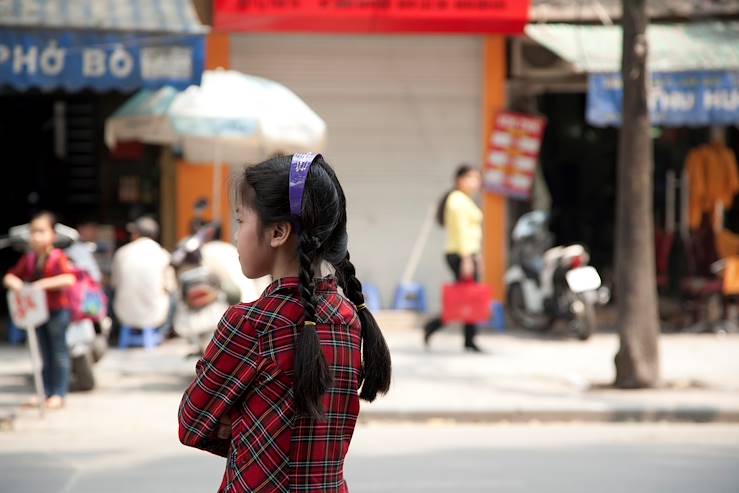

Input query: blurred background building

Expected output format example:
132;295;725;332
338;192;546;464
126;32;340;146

1;0;738;322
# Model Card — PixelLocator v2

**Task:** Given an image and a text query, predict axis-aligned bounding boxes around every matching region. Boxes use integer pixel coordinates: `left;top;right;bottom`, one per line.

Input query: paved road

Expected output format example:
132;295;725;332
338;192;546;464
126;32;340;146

1;335;738;493
1;414;738;493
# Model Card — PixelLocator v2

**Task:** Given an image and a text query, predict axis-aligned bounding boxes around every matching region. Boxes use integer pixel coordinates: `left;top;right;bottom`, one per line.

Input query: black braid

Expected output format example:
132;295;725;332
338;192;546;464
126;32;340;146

339;252;365;306
337;252;391;402
298;235;317;323
294;233;333;419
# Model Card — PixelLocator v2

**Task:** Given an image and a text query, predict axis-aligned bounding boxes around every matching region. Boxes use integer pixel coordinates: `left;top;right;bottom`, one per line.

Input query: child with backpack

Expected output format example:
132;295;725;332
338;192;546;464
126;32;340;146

3;212;76;409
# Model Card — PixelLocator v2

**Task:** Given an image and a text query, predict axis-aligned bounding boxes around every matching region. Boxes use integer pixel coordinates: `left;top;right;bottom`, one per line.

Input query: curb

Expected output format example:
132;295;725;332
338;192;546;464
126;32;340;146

359;408;739;424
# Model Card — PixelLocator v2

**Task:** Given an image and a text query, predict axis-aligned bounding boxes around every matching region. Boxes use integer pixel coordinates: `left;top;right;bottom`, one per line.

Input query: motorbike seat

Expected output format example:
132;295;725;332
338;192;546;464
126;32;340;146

521;261;542;284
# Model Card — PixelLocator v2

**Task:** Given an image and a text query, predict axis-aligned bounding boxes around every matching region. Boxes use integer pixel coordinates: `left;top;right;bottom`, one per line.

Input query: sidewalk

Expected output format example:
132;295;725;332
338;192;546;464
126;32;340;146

1;327;738;428
362;327;739;423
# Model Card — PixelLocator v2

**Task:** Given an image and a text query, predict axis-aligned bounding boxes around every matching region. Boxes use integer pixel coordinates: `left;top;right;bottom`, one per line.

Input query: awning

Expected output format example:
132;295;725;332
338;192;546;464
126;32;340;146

0;0;207;91
525;22;739;73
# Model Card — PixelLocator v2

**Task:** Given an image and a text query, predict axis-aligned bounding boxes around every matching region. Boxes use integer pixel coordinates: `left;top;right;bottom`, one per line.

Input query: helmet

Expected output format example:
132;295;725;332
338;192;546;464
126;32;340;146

512;211;549;241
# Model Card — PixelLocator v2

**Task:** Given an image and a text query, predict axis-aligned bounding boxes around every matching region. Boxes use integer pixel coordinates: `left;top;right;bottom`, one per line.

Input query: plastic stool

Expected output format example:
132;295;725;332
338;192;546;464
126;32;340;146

362;283;382;312
393;282;427;312
118;325;162;350
8;321;26;345
489;301;506;332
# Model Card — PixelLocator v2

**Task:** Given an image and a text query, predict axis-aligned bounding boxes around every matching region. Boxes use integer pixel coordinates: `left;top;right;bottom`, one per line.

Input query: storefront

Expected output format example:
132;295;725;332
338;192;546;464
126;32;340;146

511;20;739;322
0;0;206;303
185;1;530;307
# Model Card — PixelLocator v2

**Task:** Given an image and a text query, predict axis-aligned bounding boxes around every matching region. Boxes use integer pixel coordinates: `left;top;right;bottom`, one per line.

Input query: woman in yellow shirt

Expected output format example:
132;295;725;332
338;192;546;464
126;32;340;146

424;165;484;352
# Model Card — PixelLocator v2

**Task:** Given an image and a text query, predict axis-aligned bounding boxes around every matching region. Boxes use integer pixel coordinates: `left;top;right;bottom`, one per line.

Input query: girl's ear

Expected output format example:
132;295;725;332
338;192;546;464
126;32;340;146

269;221;293;248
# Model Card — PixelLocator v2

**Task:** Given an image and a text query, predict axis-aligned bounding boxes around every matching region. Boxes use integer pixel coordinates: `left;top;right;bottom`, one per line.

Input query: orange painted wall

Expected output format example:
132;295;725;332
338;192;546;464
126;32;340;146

176;161;233;242
206;32;230;70
482;37;508;301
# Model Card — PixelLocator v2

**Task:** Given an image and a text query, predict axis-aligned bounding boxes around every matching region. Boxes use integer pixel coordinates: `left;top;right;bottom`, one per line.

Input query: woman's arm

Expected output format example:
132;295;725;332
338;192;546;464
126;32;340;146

178;305;261;457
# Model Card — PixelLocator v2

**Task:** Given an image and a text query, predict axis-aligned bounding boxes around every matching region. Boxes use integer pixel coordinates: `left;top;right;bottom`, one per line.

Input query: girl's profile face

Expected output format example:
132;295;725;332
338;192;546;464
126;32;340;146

235;205;274;279
29;216;55;254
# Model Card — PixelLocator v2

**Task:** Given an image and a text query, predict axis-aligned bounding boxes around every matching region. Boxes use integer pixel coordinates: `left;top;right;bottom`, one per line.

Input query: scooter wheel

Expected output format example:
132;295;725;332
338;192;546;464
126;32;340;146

70;353;96;392
573;297;596;341
507;283;552;332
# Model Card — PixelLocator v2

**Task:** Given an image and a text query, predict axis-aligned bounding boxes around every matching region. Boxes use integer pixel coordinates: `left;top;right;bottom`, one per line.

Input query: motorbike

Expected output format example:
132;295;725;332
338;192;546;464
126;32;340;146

1;223;111;391
505;211;610;340
171;223;239;355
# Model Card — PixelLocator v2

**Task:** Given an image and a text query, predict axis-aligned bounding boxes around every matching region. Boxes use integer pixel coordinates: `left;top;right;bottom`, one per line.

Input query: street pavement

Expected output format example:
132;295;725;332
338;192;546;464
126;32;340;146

2;328;739;425
1;417;738;493
366;328;739;422
0;328;738;491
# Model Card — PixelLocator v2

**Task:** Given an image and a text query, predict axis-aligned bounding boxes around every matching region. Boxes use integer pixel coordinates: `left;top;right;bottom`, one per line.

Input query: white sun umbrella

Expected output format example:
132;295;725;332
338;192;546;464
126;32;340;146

104;86;180;146
105;69;327;215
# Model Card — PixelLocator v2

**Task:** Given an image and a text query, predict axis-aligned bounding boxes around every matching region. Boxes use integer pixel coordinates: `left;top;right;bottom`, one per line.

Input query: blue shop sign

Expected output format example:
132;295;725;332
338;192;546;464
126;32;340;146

588;71;739;127
0;28;204;92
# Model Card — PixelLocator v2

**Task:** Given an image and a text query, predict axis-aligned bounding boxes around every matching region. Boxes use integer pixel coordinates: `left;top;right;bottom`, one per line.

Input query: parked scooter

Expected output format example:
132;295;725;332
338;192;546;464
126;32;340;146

1;223;111;391
171;223;239;355
505;211;610;340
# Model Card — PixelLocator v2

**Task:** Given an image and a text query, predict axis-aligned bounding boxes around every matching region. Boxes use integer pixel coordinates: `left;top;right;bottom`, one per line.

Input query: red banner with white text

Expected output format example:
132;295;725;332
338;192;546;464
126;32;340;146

484;111;546;200
214;0;530;34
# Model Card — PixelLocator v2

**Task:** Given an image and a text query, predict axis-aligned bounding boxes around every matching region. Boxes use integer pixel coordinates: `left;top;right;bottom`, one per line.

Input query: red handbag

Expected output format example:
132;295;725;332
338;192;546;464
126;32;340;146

442;282;493;324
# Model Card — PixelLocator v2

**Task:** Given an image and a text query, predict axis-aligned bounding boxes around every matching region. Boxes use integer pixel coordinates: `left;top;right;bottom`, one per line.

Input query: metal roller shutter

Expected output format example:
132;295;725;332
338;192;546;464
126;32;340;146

231;34;483;312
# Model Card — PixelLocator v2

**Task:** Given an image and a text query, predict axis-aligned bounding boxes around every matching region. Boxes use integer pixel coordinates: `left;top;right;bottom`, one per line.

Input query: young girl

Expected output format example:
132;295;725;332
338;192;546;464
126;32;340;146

3;212;76;409
179;154;392;493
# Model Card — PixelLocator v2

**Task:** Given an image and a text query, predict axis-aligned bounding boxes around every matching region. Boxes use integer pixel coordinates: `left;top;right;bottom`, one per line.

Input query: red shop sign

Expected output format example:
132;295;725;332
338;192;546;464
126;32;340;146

214;0;530;34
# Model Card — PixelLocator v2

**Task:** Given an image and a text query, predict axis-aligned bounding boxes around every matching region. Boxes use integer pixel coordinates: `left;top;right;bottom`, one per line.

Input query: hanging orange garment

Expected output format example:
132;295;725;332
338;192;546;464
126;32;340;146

722;256;739;295
703;146;724;210
686;148;707;230
716;229;739;259
687;144;739;230
716;143;739;207
701;143;739;210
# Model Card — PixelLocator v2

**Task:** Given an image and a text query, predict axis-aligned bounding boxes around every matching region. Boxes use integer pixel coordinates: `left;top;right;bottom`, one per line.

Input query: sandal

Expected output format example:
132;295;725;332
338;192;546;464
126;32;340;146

46;396;65;410
21;395;44;409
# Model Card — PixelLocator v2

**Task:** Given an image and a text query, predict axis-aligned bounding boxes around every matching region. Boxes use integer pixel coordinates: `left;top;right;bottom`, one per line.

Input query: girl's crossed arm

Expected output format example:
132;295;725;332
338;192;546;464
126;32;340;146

178;306;261;457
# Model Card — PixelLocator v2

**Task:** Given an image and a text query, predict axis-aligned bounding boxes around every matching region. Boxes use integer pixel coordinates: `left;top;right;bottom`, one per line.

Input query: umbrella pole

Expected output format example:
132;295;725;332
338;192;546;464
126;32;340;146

213;141;222;223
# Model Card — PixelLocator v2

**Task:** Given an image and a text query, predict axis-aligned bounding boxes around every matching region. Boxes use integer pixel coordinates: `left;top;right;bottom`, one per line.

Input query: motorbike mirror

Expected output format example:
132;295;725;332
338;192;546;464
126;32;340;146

6;222;79;250
184;236;201;252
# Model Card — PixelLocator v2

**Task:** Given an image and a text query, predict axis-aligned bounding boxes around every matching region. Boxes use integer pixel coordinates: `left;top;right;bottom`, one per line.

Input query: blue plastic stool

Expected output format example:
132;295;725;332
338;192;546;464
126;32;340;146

362;283;382;312
8;321;27;345
118;326;162;350
489;301;506;332
393;282;428;312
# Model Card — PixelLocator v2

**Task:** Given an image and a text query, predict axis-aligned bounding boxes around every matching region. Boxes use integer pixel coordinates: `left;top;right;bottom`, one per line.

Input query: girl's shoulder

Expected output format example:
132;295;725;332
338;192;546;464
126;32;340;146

49;248;74;271
228;288;303;334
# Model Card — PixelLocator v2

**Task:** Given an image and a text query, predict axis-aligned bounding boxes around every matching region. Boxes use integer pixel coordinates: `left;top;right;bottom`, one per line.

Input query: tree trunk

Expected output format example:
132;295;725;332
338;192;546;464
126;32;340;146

614;0;661;388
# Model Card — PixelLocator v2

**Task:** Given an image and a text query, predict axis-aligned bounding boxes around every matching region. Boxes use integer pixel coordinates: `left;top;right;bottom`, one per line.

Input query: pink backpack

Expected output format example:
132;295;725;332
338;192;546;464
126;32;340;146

26;249;107;322
67;269;108;322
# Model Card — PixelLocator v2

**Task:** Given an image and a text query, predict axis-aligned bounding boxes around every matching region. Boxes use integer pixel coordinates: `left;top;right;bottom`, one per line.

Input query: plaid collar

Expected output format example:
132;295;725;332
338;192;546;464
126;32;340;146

263;276;338;297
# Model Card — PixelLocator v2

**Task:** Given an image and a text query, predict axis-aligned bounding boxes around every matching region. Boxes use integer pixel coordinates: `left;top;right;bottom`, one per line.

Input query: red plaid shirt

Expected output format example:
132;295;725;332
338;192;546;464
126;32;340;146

179;277;362;493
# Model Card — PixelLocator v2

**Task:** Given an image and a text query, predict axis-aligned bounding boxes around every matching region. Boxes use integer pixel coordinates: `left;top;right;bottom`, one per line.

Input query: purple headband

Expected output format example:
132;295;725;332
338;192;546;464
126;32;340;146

289;153;320;232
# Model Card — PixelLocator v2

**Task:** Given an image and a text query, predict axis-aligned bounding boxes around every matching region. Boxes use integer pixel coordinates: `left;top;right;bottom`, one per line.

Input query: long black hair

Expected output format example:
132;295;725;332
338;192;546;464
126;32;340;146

237;155;392;419
436;164;477;227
